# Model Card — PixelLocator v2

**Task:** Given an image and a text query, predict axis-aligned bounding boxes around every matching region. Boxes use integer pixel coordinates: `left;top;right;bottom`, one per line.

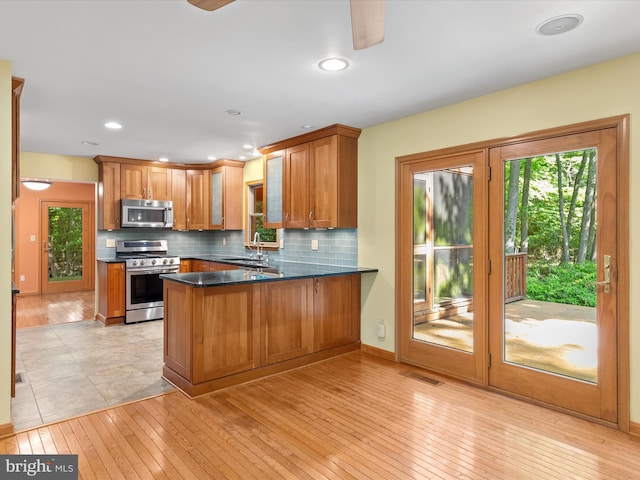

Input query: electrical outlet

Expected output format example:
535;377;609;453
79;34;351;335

20;275;25;282
279;239;284;249
222;237;226;246
311;239;319;251
106;238;116;248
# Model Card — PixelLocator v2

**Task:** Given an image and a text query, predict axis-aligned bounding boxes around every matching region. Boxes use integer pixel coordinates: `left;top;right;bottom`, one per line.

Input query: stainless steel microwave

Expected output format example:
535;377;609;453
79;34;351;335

121;199;174;228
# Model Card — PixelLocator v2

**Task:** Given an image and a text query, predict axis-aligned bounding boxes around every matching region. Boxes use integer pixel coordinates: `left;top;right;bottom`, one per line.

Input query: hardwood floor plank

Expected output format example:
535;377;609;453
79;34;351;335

3;352;640;479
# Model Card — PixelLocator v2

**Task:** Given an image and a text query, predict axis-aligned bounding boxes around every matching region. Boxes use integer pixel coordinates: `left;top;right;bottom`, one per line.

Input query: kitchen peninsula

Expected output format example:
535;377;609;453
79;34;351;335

161;261;376;397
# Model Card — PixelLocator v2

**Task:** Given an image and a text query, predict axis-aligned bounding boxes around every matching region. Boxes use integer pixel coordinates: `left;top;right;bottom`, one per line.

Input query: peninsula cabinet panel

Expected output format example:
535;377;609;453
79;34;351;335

260;279;314;365
96;262;125;325
179;259;191;273
171;168;187;230
193;285;260;383
191;260;211;272
314;274;361;351
98;161;121;230
186;169;209;230
163;280;193;379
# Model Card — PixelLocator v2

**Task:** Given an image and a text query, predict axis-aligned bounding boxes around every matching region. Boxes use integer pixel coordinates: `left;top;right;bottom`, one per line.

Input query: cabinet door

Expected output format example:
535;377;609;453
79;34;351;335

310;135;338;228
121;164;147;199
284;143;310;228
193;285;260;382
191;260;211;272
261;279;314;365
263;151;284;228
148;166;172;200
314;275;361;351
186;169;208;230
179;259;191;273
209;168;224;229
209;262;239;272
108;263;126;317
98;162;121;230
171;169;187;230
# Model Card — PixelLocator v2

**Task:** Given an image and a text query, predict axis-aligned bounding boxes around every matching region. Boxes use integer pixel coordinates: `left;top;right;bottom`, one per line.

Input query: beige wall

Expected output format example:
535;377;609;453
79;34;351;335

0;60;12;428
358;52;640;422
21;152;97;183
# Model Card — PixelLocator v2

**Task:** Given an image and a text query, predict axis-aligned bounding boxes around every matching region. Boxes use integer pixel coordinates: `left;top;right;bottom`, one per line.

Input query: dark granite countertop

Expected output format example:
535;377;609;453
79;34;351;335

161;261;377;287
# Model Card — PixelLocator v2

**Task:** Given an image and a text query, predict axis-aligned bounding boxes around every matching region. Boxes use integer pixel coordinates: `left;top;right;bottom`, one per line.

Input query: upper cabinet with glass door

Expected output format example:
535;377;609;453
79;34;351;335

209;160;245;230
260;124;361;229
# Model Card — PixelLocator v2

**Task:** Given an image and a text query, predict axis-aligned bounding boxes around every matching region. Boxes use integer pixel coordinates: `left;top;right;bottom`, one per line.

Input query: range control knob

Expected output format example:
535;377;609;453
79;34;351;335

151;259;157;265
169;258;175;264
162;258;168;265
132;260;138;267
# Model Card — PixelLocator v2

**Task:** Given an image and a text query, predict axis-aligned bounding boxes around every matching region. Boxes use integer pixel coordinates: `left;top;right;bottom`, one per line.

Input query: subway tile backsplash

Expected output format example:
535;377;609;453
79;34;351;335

96;228;357;267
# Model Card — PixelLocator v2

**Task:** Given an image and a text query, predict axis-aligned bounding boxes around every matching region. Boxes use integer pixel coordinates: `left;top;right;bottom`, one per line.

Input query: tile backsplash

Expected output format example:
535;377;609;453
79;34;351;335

96;228;357;267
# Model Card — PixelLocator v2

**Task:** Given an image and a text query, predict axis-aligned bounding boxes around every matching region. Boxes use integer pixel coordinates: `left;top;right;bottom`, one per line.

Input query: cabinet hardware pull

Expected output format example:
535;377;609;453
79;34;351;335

597;254;611;294
143;188;146;198
315;278;319;293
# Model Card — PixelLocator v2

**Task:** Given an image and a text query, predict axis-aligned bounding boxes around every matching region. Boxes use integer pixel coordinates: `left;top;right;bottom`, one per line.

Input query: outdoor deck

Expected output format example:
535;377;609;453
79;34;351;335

413;298;597;382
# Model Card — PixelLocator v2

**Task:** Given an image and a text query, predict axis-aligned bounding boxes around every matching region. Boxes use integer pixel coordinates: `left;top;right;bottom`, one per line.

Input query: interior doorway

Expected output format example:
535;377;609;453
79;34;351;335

396;116;629;428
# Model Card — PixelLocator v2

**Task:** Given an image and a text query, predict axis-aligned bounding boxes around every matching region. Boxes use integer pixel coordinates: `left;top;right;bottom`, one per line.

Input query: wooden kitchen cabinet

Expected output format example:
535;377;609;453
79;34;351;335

164;282;260;386
262;124;361;229
179;259;191;272
209;161;244;230
190;260;238;272
314;274;361;351
171;168;187;230
260;279;314;365
186;169;209;230
263;151;284;228
121;164;172;200
97;161;121;230
96;262;126;325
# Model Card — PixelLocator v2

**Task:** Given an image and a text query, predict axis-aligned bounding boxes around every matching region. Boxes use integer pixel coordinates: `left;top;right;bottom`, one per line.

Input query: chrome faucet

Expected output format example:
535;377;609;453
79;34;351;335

253;231;263;261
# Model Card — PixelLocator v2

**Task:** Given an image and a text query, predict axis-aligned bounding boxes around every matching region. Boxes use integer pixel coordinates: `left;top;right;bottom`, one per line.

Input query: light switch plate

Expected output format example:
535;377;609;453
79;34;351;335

311;239;319;251
106;238;116;248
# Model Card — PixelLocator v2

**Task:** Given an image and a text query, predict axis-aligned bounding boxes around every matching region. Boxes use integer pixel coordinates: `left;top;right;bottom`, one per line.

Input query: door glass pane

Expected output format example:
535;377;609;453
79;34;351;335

47;207;83;282
211;171;223;224
412;167;474;353
502;150;598;383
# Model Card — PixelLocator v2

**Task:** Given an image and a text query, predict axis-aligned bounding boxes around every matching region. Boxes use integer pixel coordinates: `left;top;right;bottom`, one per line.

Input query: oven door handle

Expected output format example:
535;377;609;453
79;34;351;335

128;268;179;275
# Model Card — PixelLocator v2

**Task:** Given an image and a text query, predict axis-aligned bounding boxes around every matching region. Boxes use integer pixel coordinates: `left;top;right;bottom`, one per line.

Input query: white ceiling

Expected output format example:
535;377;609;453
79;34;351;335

1;0;640;165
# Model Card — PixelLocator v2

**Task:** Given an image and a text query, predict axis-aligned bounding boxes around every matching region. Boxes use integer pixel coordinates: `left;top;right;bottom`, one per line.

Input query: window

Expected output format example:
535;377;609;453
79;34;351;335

246;181;279;249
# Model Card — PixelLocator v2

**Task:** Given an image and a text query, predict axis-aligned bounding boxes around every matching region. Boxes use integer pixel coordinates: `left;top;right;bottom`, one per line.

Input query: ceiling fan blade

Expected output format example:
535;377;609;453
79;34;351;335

350;0;385;50
187;0;235;12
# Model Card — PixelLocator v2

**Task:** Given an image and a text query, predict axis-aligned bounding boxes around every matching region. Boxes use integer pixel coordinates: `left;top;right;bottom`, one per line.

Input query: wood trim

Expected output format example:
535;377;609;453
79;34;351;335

163;342;361;397
259;124;362;154
616;115;630;433
360;343;396;362
630;421;640;437
94;313;124;326
94;155;245;170
0;422;13;439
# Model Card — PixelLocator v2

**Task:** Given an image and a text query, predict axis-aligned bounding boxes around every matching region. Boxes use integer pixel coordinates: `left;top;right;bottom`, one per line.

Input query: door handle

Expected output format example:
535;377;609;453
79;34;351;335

596;254;611;294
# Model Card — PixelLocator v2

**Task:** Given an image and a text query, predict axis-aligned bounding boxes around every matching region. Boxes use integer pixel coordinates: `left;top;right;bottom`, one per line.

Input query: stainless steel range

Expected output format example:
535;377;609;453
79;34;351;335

116;240;180;324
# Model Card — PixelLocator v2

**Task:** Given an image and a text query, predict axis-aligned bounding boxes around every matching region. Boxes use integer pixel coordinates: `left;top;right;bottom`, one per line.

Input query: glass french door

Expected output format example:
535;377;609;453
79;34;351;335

397;151;488;383
488;129;618;423
40;201;93;294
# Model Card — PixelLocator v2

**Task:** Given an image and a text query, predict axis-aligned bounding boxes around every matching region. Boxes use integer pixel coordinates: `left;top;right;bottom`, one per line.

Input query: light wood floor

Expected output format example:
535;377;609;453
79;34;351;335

3;351;639;479
16;291;95;329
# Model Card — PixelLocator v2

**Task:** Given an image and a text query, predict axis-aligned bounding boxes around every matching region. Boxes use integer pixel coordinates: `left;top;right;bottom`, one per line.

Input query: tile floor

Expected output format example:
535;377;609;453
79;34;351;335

12;319;174;432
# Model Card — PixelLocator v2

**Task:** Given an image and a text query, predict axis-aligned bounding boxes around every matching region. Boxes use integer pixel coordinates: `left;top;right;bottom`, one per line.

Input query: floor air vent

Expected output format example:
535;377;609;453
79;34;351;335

15;372;24;384
400;370;443;386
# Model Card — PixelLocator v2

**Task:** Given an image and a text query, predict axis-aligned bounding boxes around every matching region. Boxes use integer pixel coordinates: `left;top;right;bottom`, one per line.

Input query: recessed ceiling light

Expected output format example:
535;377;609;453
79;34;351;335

536;14;583;36
207;155;217;161
318;57;349;72
226;109;242;116
301;125;314;130
242;143;254;150
239;155;247;160
81;141;99;146
104;121;122;129
159;157;169;162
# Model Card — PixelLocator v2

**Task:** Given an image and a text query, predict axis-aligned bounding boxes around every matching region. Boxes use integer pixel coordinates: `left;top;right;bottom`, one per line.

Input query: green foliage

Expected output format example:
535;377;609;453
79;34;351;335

526;261;596;307
47;207;83;279
255;216;277;242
